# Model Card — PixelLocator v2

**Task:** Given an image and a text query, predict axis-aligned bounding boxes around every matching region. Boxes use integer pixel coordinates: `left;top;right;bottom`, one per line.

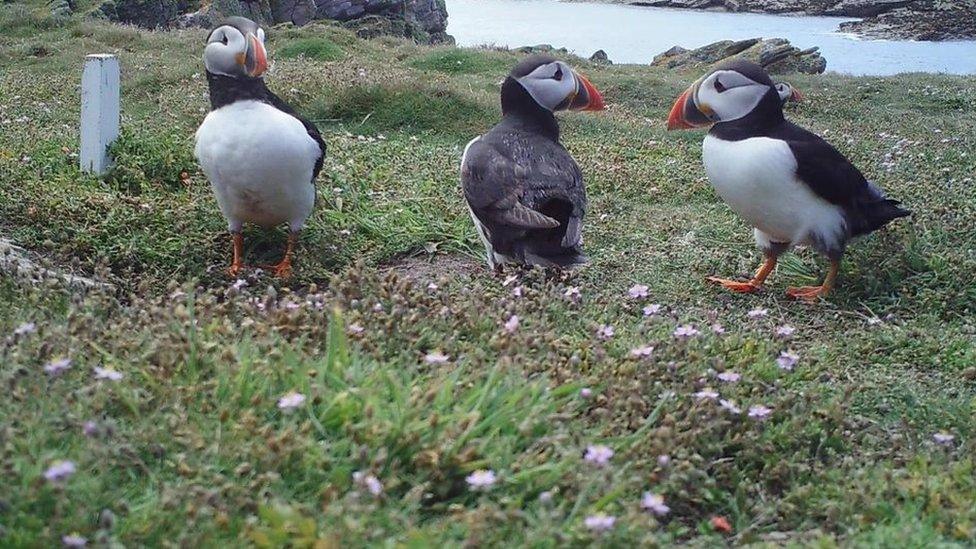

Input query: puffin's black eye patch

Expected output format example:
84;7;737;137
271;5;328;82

221;35;228;45
553;66;563;81
714;80;727;93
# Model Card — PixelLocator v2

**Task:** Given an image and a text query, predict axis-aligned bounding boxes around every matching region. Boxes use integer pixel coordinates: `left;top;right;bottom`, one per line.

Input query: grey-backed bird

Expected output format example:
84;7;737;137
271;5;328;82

461;55;604;271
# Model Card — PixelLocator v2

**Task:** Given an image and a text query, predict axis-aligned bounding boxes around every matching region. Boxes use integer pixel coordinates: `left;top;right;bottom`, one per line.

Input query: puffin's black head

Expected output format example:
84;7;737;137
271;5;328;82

775;81;804;106
667;60;782;130
204;16;268;79
503;55;605;114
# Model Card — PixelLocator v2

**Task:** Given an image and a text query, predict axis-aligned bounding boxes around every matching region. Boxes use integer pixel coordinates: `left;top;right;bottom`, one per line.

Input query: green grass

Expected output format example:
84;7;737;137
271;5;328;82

2;3;976;547
277;37;346;61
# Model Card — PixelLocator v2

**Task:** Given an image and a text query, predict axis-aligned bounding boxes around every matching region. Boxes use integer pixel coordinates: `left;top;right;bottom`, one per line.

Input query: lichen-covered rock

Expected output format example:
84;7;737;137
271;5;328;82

838;1;976;41
116;0;452;44
619;0;975;40
589;49;612;64
652;37;826;74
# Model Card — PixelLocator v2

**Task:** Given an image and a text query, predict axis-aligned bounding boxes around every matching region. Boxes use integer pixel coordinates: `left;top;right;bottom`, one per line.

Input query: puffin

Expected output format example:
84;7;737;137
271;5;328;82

194;16;325;278
667;60;909;301
775;81;804;106
461;55;605;271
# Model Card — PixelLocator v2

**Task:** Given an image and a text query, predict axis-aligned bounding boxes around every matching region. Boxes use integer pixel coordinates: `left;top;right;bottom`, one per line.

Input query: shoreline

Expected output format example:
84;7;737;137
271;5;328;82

559;0;976;42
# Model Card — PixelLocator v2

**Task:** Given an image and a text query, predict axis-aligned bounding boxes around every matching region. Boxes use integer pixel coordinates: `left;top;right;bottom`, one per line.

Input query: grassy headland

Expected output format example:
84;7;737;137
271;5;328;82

2;4;976;546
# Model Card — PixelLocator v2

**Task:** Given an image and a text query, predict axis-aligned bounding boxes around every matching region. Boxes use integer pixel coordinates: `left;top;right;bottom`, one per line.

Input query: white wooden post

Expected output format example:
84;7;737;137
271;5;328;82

80;54;120;176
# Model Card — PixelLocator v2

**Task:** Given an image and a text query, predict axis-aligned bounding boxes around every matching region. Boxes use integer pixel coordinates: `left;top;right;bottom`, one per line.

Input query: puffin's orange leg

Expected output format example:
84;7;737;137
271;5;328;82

787;259;839;302
228;232;245;277
707;255;777;294
271;232;298;279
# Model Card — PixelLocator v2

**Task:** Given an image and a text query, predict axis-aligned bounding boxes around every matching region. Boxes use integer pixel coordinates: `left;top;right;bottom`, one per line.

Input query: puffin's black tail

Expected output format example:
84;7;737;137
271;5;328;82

849;182;911;237
517;199;588;269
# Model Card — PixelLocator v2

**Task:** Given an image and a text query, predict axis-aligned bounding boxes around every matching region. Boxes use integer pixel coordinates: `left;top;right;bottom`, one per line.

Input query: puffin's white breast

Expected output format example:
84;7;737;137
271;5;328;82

195;100;319;231
702;135;845;248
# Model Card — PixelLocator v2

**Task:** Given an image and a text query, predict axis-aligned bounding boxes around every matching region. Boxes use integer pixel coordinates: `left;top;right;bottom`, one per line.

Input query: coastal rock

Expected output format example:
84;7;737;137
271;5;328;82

113;0;452;44
652;37;826;74
515;44;571;55
624;0;976;41
589;49;612;64
839;2;976;41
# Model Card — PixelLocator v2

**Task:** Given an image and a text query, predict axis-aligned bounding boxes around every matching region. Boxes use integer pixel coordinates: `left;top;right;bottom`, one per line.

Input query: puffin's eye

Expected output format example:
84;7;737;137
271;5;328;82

714;79;727;93
553;66;563;81
221;35;228;45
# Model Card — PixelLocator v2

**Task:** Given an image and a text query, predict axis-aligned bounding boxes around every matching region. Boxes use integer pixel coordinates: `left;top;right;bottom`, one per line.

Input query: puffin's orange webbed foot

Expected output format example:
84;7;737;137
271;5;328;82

271;258;293;279
786;285;829;302
707;276;761;294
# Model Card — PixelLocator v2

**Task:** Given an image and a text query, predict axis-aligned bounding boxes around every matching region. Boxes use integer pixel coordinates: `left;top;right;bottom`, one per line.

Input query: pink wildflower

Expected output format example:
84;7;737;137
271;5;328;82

628;284;649;299
503;315;519;333
466;469;497;491
44;460;76;483
584;444;614;467
748;405;773;419
641;492;670;516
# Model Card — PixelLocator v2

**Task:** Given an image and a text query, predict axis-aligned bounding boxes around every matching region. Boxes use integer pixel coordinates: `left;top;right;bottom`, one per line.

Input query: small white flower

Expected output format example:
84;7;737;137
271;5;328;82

717;371;741;383
564;287;582;302
512;286;524;298
93;367;123;381
231;279;248;291
657;454;671;467
641;492;670;516
584;514;616;532
933;433;955;445
673;325;700;338
748;405;773;419
630;345;654;358
580;387;593;399
347;323;365;335
747;307;768;319
13;322;36;336
503;315;519;333
719;399;742;414
584;444;614;467
61;534;87;547
44;460;76;483
776;351;800;371
353;471;383;496
711;323;726;334
44;358;72;376
596;325;614;340
775;325;795;338
643;304;662;316
502;275;518;287
628;284;649;299
466;469;497;490
424;351;450;364
277;392;306;411
693;389;719;400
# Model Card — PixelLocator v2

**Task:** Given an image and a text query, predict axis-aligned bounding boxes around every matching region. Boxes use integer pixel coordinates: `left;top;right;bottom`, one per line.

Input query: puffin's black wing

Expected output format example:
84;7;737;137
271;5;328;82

264;91;326;182
779;123;869;204
462;139;560;230
462;135;587;266
780;122;910;236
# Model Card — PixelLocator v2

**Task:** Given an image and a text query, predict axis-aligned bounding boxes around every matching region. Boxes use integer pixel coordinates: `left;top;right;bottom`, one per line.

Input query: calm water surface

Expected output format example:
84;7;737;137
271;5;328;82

446;0;976;75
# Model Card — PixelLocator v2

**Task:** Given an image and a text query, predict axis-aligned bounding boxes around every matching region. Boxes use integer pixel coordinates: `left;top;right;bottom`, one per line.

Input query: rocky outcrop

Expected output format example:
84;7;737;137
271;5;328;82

652;37;827;74
109;0;452;44
618;0;976;41
838;2;976;41
590;49;612;64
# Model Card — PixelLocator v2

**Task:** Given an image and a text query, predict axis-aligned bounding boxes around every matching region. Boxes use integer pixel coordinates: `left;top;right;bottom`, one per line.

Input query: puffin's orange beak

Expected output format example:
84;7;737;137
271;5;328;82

570;71;605;111
242;33;268;78
790;87;804;102
667;81;713;130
